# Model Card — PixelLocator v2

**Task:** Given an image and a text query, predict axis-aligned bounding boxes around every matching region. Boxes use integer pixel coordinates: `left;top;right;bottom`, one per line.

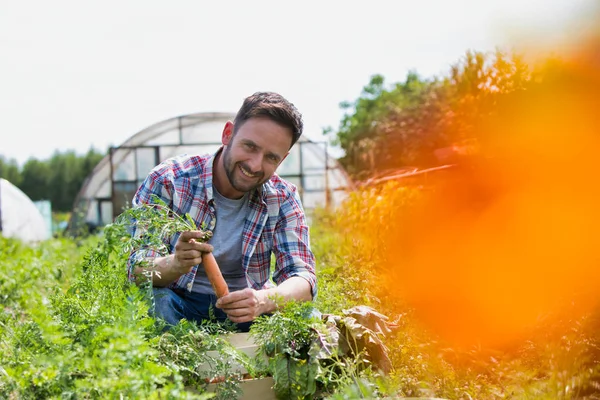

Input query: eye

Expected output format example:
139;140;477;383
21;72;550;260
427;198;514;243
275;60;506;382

267;154;280;163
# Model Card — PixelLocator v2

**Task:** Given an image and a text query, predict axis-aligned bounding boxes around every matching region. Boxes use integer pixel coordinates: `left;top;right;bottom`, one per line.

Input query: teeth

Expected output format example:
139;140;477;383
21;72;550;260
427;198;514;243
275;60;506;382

240;166;254;177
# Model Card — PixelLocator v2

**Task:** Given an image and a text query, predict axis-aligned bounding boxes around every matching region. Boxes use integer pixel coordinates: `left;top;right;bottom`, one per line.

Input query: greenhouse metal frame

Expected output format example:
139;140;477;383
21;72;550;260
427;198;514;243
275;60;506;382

70;112;353;232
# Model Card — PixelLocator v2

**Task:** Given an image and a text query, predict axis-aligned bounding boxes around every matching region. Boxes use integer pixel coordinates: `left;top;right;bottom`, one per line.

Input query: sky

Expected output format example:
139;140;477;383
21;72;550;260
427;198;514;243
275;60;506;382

0;0;592;166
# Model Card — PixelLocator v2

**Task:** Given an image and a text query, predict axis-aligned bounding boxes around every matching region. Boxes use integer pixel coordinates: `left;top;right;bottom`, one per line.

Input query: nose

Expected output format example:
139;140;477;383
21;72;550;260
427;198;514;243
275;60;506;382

246;152;262;173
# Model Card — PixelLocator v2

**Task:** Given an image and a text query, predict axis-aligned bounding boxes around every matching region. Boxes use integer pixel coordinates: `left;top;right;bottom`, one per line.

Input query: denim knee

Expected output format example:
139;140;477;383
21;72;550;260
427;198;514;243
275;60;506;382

152;287;185;326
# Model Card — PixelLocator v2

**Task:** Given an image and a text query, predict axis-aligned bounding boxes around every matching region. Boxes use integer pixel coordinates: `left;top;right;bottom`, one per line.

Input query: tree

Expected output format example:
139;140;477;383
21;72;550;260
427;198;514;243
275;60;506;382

329;50;532;180
331;72;433;177
0;156;22;186
2;148;105;212
44;149;104;212
20;158;50;201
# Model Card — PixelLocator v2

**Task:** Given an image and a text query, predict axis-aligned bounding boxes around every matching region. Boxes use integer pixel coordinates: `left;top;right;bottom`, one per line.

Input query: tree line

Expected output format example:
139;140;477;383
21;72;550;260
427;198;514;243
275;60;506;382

0;149;105;212
326;49;561;179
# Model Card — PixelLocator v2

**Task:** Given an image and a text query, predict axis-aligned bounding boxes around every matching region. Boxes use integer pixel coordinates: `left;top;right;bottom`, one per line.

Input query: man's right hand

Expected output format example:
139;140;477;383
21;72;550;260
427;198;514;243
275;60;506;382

172;231;214;274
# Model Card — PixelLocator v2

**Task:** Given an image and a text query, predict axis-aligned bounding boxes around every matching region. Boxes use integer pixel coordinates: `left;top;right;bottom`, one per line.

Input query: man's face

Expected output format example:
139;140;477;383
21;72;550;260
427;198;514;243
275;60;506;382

220;117;292;196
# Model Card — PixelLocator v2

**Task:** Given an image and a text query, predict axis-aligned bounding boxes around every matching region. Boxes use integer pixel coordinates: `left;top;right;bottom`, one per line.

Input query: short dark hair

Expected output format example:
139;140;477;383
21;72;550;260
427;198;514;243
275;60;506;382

233;92;303;147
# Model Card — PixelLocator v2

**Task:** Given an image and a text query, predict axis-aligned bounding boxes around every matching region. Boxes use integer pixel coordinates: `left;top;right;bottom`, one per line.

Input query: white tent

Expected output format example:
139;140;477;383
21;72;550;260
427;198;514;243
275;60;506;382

0;178;51;243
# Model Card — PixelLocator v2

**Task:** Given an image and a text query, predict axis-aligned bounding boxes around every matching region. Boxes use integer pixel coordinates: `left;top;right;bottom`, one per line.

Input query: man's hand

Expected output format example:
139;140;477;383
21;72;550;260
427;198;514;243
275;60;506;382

215;277;313;323
134;230;213;287
215;288;268;323
172;231;213;274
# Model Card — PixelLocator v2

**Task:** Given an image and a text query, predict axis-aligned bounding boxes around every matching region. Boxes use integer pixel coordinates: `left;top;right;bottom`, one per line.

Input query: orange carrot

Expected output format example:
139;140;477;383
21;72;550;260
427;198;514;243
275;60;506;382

201;251;229;298
189;232;229;298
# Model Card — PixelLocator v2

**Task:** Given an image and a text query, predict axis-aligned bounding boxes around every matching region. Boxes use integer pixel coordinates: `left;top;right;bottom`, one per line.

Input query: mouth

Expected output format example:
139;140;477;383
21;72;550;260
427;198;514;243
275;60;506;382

239;164;258;179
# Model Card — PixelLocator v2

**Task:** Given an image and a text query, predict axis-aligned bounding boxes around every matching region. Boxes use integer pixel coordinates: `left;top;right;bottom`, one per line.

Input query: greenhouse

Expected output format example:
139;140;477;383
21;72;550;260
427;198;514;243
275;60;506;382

69;112;353;232
0;178;51;243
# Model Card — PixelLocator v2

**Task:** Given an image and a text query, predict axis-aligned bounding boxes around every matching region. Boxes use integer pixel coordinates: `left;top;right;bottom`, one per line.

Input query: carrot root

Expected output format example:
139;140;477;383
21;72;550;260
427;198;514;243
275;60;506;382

201;252;229;298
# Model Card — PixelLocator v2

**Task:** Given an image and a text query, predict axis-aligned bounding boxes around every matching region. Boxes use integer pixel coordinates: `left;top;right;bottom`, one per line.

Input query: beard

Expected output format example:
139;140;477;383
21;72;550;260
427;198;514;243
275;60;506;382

222;145;268;194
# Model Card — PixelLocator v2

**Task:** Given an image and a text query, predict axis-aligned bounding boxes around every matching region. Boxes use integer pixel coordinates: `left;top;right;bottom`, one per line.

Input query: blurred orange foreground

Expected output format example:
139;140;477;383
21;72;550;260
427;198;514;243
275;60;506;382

383;38;600;347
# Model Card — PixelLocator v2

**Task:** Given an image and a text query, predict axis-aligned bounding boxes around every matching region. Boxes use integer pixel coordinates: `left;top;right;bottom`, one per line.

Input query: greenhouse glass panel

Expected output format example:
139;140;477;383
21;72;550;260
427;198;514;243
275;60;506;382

136;148;158;179
285;176;301;189
96;178;111;198
303;175;326;191
112;182;138;218
180;121;225;144
277;145;301;176
302;142;327;170
301;192;327;209
159;144;222;162
112;149;136;181
86;200;98;222
145;129;179;146
100;201;113;225
143;119;181;145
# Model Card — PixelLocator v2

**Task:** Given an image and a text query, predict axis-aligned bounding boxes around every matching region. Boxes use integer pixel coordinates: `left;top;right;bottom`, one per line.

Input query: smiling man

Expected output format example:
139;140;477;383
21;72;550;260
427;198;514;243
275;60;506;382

127;92;317;331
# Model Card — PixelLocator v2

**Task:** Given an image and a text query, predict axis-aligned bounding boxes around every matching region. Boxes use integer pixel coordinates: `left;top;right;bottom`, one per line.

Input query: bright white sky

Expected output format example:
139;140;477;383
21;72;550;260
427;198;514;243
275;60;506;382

0;0;592;165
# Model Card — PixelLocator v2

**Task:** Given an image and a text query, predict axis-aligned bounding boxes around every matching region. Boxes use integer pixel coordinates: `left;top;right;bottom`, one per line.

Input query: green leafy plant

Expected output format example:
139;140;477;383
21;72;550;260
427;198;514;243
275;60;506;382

249;300;395;399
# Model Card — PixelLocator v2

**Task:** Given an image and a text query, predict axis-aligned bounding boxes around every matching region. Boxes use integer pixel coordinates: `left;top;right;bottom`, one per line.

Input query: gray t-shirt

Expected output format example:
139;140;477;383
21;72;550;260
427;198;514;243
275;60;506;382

192;188;250;294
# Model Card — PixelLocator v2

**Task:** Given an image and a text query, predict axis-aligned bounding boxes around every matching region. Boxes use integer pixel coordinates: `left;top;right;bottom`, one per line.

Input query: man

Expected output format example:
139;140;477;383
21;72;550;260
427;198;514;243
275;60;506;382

127;92;317;331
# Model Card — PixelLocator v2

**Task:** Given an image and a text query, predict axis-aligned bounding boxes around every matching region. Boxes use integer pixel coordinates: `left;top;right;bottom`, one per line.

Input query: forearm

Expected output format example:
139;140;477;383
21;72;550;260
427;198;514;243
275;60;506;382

256;276;313;315
132;254;183;287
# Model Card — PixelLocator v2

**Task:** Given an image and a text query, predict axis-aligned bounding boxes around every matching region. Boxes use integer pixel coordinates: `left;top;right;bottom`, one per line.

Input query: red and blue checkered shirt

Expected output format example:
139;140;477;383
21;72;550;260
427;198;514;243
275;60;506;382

127;150;317;299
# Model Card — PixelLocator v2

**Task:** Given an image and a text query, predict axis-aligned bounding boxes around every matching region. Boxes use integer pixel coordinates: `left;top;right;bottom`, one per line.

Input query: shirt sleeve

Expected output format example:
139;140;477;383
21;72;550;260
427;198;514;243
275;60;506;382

271;185;318;299
126;165;175;282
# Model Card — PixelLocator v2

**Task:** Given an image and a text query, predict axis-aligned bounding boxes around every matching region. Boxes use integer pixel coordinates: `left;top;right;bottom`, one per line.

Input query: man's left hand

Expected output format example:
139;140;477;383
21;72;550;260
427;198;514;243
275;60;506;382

215;288;266;323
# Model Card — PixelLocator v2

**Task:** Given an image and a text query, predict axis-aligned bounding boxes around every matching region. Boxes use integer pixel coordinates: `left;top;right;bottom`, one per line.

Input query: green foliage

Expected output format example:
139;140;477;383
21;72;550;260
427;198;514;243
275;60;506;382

311;183;422;316
327;50;533;178
0;155;22;186
2;182;600;399
250;301;386;400
0;219;213;398
311;182;600;399
250;301;325;399
331;71;434;177
3;197;394;399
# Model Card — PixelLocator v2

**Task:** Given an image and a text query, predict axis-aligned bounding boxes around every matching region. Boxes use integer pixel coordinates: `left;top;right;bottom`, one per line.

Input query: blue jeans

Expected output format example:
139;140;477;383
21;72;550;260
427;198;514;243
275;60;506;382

151;287;253;332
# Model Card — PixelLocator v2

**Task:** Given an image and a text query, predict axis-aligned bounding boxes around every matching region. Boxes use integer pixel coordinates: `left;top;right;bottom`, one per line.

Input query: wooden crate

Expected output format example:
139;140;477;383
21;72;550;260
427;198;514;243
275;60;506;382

196;332;264;374
205;376;276;400
190;332;276;399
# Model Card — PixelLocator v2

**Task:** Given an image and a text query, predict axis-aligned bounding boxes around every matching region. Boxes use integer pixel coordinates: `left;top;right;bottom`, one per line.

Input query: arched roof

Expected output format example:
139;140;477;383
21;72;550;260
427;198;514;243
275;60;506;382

70;112;353;231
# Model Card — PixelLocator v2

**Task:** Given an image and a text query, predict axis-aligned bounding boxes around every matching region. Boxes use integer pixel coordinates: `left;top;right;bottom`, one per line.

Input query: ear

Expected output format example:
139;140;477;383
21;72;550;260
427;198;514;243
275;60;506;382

222;121;234;145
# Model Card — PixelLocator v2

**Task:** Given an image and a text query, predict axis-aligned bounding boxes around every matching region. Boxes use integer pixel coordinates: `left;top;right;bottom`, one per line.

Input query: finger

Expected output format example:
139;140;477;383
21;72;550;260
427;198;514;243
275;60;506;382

227;313;254;323
219;301;250;311
216;290;252;307
177;249;202;261
223;307;254;318
227;288;254;302
218;297;258;311
179;230;209;242
197;243;213;253
175;240;205;253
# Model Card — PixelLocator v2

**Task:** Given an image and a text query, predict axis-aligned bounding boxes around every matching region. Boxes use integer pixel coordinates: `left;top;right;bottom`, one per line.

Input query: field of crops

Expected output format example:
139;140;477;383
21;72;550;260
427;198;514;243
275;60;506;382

1;183;599;399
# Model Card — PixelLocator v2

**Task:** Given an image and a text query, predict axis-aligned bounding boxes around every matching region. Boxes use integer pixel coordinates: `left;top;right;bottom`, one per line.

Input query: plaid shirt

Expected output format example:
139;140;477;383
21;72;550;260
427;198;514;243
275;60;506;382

127;150;317;298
